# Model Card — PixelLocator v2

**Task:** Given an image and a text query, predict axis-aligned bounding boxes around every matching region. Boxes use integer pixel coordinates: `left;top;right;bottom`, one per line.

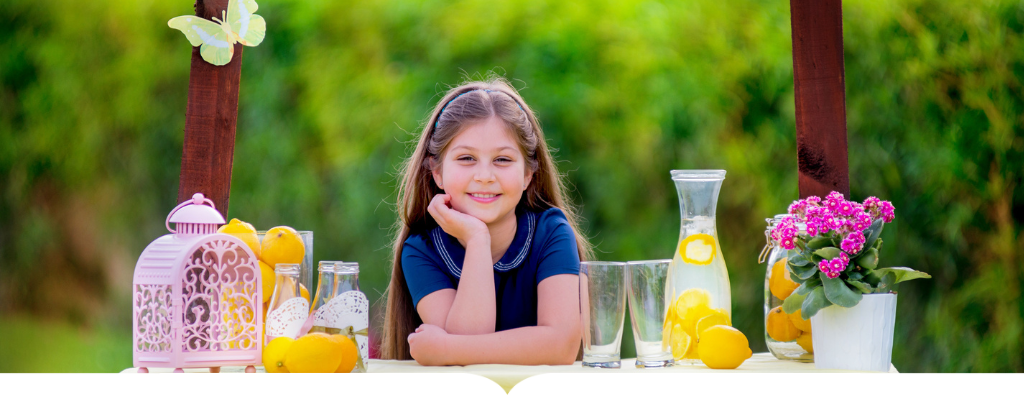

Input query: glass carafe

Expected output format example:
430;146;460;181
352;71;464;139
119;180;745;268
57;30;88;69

666;170;731;364
761;215;813;361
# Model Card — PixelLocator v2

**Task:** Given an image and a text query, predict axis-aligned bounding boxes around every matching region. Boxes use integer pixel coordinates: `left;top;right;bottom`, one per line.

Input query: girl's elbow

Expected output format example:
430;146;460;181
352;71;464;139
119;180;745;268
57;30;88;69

554;328;582;365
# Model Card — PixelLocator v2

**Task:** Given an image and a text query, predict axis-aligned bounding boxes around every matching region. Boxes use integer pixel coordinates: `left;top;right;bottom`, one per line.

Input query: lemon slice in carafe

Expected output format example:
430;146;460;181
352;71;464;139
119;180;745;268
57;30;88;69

679;233;716;265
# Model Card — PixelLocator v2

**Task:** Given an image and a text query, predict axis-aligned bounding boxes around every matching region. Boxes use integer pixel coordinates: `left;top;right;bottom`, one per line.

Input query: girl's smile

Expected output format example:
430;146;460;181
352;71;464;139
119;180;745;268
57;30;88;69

469;193;500;203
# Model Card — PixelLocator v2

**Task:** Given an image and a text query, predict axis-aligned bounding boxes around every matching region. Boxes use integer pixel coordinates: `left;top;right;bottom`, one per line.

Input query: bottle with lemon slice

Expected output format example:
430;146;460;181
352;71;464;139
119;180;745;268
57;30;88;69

761;215;813;361
666;170;731;364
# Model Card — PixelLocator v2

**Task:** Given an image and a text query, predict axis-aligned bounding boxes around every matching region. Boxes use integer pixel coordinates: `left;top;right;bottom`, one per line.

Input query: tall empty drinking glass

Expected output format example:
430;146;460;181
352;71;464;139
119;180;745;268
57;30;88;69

626;259;674;368
580;261;627;368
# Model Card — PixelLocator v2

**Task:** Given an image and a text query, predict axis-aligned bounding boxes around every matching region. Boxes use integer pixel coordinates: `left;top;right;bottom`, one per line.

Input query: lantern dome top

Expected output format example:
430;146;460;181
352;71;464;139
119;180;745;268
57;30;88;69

166;193;225;233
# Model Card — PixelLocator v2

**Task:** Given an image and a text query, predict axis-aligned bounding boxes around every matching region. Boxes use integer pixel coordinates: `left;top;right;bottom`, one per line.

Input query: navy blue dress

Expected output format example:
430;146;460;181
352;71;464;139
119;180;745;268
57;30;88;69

402;207;581;331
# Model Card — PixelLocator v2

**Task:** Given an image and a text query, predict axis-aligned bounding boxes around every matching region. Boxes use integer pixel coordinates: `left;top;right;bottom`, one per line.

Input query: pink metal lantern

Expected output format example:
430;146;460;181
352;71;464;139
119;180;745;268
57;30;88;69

133;193;262;373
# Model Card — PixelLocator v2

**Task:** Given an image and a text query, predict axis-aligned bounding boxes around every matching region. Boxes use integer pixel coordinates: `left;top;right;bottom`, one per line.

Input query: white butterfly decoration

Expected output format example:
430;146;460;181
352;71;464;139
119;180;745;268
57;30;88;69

168;0;266;66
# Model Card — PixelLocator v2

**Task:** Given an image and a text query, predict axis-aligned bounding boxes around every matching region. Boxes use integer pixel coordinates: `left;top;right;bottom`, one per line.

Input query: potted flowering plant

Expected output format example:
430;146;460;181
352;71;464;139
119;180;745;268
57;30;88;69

771;191;930;371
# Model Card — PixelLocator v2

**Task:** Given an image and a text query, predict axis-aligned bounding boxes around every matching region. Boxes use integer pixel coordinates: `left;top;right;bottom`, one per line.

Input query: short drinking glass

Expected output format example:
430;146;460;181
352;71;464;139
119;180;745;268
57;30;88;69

580;261;627;368
626;259;674;368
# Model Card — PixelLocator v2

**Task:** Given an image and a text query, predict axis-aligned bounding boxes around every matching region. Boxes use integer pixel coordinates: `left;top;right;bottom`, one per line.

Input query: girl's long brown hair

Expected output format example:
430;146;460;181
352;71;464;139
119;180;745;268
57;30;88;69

379;77;594;360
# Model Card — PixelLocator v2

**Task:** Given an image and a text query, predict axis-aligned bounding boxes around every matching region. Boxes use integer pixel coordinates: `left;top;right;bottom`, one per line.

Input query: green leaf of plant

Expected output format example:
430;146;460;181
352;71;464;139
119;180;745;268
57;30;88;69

814;247;842;260
856;248;879;269
874;238;883;251
875;271;896;293
790;262;819;280
846;270;864;281
862;218;884;251
794;277;821;295
806;236;833;251
864;269;882;286
821;272;863;308
783;290;807;314
800;287;832;319
846;279;873;294
876;267;932;284
789;253;811;267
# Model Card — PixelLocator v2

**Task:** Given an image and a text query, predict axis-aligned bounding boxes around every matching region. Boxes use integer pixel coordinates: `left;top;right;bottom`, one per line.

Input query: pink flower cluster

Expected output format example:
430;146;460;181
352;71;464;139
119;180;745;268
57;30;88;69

818;252;850;279
863;196;896;223
841;231;866;255
774;191;895;261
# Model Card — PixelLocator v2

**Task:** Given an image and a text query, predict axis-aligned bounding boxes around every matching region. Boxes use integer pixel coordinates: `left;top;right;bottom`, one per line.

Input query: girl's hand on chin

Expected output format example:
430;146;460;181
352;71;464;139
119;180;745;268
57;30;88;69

427;194;489;243
408;323;450;366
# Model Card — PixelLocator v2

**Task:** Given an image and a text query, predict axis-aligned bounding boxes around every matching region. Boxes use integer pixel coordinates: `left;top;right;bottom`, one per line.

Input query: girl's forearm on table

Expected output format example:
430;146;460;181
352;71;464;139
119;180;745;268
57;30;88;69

440;325;580;366
444;235;496;335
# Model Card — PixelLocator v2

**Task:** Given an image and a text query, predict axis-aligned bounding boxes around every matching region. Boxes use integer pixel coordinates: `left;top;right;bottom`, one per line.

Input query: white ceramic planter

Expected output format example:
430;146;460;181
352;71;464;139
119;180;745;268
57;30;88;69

810;293;897;372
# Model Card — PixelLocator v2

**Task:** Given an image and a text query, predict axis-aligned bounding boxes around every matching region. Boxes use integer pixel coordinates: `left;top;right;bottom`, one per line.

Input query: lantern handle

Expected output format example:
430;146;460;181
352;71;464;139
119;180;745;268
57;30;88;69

165;193;218;233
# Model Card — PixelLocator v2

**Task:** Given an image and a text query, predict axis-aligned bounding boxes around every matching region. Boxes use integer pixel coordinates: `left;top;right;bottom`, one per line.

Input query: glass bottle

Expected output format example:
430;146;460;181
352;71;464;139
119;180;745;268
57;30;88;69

264;263;308;344
309;261;342;333
666;170;730;364
334;262;368;373
761;215;813;361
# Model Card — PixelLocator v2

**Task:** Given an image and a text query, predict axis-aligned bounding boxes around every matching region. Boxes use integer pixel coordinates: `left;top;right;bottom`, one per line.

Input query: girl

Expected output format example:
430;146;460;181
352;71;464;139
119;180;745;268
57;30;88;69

381;77;594;365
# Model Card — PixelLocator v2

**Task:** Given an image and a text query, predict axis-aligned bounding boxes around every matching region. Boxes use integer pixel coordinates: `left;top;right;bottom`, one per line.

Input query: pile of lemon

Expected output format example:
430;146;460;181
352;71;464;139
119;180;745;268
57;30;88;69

664;288;752;369
263;333;359;373
766;258;813;353
218;219;309;341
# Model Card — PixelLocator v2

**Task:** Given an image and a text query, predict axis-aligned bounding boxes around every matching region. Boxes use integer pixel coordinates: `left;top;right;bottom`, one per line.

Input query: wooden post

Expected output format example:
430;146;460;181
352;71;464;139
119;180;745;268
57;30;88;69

177;0;242;217
790;0;850;198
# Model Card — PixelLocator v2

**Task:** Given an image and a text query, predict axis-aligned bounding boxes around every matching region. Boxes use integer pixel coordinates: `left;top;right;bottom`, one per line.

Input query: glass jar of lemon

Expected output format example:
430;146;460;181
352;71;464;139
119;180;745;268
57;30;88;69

761;214;813;361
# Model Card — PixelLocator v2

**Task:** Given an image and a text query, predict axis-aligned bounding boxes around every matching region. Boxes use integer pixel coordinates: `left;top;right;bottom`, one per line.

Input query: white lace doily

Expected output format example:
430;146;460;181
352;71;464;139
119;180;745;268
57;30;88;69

311;291;369;362
265;297;309;340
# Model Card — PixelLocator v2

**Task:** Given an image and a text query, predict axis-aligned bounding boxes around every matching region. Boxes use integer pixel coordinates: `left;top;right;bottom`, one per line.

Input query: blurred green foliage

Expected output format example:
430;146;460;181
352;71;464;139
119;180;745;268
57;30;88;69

1;0;1021;372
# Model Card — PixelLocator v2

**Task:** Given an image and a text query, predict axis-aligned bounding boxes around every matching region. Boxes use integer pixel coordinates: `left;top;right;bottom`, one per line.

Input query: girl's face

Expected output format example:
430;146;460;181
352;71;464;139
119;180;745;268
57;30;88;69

432;116;533;227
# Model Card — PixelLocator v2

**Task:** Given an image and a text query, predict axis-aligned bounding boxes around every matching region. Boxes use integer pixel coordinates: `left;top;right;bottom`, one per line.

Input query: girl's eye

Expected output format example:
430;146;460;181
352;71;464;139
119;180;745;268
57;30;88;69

457;156;474;162
495;157;512;163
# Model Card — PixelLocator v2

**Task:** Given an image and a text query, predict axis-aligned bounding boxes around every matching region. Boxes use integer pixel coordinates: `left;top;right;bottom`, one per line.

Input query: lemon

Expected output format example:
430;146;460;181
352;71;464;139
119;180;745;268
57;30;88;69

261;226;306;269
769;257;799;300
663;302;678;329
330;334;360;373
219;285;257;349
261;301;269;341
766;306;801;342
673;289;711;321
284;332;344;373
258;260;275;303
670;324;693;360
796;332;814;353
263;337;295;373
696;310;731;340
673;288;716;343
788;309;812;333
662;319;673;351
218;218;261;260
679;233;716;265
698;325;752;369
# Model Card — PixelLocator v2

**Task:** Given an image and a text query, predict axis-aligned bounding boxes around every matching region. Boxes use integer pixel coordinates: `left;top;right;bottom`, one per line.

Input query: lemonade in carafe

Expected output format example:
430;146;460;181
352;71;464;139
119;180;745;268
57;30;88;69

665;170;731;364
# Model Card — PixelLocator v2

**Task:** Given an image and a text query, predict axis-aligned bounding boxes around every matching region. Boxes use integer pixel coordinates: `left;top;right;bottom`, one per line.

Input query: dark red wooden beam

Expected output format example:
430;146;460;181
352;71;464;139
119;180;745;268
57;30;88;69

177;0;242;217
790;0;850;199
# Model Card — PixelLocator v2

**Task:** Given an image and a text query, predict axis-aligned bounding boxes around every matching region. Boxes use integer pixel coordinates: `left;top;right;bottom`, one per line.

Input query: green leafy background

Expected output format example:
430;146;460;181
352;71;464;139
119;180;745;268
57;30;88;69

1;0;1021;372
